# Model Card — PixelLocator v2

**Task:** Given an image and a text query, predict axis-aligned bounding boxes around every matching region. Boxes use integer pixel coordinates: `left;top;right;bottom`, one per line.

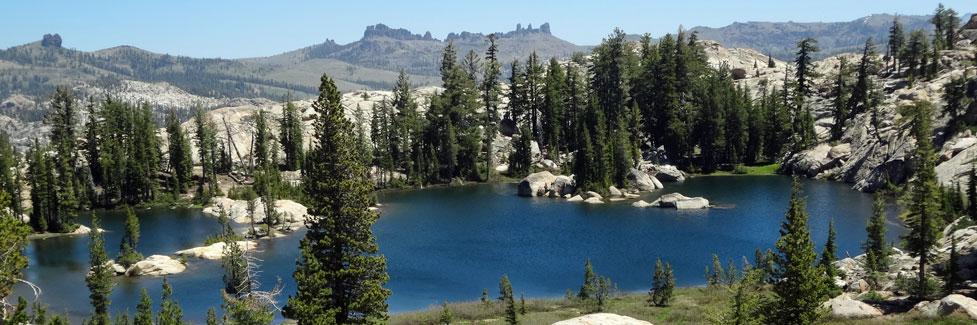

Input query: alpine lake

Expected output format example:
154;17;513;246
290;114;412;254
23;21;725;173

11;176;907;323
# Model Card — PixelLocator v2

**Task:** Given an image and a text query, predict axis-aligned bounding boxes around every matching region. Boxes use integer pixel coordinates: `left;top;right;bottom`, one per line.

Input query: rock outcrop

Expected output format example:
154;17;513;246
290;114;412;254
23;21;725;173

203;197;308;230
175;241;258;260
649;193;709;209
552;313;653;325
627;168;661;191
822;294;883;319
649;165;685;182
517;171;558;197
130;255;186;276
913;294;977;319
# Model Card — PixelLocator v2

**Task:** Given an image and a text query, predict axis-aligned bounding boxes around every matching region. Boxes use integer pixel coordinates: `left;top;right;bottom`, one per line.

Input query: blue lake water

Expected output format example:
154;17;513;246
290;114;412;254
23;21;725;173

10;176;906;323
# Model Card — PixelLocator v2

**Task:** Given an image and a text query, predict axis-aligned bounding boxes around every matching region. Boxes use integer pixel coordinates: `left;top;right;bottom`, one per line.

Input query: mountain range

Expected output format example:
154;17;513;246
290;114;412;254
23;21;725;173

0;13;955;112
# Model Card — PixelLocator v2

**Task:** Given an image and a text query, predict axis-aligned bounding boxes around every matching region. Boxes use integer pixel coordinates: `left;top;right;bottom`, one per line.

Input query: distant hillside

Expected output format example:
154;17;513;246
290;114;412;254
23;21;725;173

239;23;589;91
690;14;936;61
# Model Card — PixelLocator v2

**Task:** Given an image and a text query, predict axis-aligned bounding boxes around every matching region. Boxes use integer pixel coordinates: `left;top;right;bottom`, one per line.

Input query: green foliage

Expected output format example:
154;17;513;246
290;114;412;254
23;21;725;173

508;126;533;178
649;257;676;307
863;193;892;274
222;239;250;297
481;288;490;304
439;301;454;325
86;214;115;323
157;276;184;325
194;105;220;204
818;220;842;298
577;259;597;300
499;275;518;324
0;132;24;219
134;288;153;325
117;207;143;268
220;291;275;325
166;108;193;194
0;191;29;300
283;73;390;324
280;94;305;171
725;269;769;325
767;178;827;325
894;273;943;300
944;234;961;295
900;101;944;299
206;307;218;325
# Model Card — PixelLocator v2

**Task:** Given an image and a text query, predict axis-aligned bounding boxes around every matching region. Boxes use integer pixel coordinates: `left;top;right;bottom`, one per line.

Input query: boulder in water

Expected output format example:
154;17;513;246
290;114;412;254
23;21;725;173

130;255;186;276
650;193;709;209
517;171;557;197
627;168;658;191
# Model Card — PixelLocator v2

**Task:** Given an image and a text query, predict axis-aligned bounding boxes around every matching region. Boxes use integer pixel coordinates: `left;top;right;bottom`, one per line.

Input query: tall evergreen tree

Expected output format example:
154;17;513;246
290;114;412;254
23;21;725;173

542;57;566;160
482;35;502;181
279;94;305;171
86;214;114;324
0;191;30;302
283;74;391;324
649;257;675;306
888;17;906;71
117;207;143;268
500;275;517;325
157;276;184;325
134;288;153;325
818;220;841;298
166;109;193;194
902;30;930;80
0;133;24;219
47;86;79;220
768;179;827;324
577;259;598;300
194;105;220;203
508;125;532;178
863;193;891;274
968;167;977;220
829;57;853;140
900;100;944;299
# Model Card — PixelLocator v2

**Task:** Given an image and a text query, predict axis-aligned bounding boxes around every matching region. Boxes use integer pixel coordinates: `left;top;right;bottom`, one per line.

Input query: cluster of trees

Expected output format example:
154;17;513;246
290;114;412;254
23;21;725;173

885;5;962;83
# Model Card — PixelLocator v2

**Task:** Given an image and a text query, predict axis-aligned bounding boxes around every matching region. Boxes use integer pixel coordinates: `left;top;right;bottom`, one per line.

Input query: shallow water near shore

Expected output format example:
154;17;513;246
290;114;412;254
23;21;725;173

10;176;905;322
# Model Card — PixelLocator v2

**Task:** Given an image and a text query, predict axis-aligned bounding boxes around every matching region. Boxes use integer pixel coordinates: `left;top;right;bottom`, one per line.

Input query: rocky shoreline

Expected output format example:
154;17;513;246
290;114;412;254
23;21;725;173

516;164;710;209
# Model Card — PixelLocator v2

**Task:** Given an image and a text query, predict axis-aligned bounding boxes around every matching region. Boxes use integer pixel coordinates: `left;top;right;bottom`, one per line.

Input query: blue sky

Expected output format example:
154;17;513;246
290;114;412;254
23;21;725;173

1;1;971;59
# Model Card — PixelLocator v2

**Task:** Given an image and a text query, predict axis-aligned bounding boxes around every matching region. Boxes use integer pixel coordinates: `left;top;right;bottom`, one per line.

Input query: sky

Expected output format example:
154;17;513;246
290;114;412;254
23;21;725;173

1;0;972;59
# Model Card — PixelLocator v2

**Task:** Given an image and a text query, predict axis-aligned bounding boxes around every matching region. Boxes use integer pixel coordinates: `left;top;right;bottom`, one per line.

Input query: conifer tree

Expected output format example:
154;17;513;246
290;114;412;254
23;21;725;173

47;86;79;227
222;239;250;297
708;253;725;286
768;54;776;68
942;76;973;135
117;207;143;268
134;288;153;325
902;30;930;80
279;94;305;171
577;259;597;300
768;178;826;324
194;105;220;203
968;167;977;220
900;100;944;299
863;193;891;273
542;57;566;160
157;276;184;325
819;220;841;298
846;38;880;121
166;109;193;194
508;125;532;178
86;214;114;324
439;301;454;325
829;57;853;140
0;191;30;301
0;133;24;218
500;275;517;325
888;17;906;71
519;292;527;315
482;36;502;181
649;257;675;306
284;73;390;324
944;234;960;295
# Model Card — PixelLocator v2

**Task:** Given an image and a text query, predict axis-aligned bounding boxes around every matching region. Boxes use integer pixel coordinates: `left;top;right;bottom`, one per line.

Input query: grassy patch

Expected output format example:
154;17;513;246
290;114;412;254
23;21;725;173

390;286;971;324
700;163;781;176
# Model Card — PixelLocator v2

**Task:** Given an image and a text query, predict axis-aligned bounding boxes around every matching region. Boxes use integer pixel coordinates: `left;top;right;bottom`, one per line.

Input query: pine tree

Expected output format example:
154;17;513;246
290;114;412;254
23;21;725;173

944;234;960;295
0;133;24;219
279;94;305;171
819;220;841;298
508;125;532;178
46;86;79;228
578;259;598;300
481;288;490;304
499;275;518;325
284;73;391;324
439;301;454;325
708;253;725;286
900;100;944;299
157;276;184;325
542;57;566;160
221;291;275;325
117;206;143;268
134;288;153;325
206;307;218;325
649;257;675;306
768;54;776;68
942;76;973;135
768;178;827;324
902;30;930;80
482;36;502;182
86;214;114;324
519;292;527;315
222;239;250;297
166;108;193;194
863;193;891;274
888;17;906;71
829;57;853;141
0;191;30;300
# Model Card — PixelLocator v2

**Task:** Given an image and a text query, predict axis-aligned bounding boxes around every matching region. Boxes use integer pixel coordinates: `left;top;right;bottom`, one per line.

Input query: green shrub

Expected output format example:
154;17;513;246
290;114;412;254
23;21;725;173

732;165;750;175
893;273;943;299
227;186;257;201
857;290;884;301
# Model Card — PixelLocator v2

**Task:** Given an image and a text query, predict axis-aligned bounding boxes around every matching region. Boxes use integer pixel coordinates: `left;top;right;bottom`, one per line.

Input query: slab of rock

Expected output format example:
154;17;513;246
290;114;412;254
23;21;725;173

550;175;576;197
583;191;602;200
175;241;258;260
651;165;685;182
131;255;186;276
627;168;658;191
583;197;604;204
632;200;652;208
204;198;309;229
566;195;584;202
608;186;623;197
938;294;977;319
495;164;509;173
552;313;652;325
650;193;709;209
822;295;883;318
517;171;557;197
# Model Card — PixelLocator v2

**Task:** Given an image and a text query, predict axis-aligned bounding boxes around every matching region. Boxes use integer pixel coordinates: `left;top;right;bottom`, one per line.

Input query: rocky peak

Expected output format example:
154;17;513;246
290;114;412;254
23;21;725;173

445;22;552;42
362;23;435;41
41;33;62;48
